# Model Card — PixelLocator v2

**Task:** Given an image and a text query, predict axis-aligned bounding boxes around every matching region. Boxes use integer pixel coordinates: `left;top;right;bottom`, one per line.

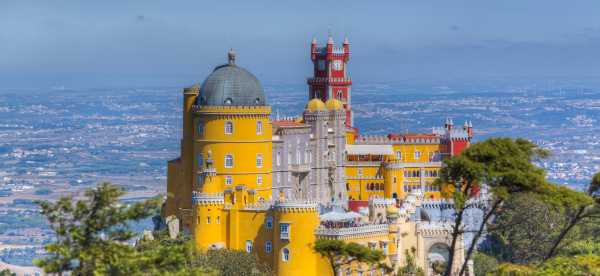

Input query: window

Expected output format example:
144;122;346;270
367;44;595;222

256;154;263;168
206;216;211;224
256;121;262;134
197;154;203;170
296;150;301;164
287;172;291;182
245;240;253;253
224;121;233;134
265;241;272;253
358;168;363;176
197;121;204;136
277;173;281;184
393;176;397;184
282;248;290;262
280;223;290;240
216;216;220;224
225;154;233;168
266;216;273;229
414;151;421;160
315;90;321;98
257;175;263;186
225;175;233;185
287;152;292;165
276;152;281;166
304;150;309;164
396;151;402;160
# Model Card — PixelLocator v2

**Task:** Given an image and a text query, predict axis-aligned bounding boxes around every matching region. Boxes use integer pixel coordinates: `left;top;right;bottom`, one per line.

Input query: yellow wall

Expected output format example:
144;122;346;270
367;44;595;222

345;164;384;200
194;106;273;200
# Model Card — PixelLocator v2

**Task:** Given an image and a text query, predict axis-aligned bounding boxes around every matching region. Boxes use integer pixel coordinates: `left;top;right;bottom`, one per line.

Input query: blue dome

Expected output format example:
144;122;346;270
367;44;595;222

197;51;266;106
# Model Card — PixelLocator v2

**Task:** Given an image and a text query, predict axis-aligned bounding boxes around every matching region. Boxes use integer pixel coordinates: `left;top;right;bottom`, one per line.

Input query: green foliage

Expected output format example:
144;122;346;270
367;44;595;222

33;182;271;276
34;182;162;275
397;248;424;276
313;239;386;275
485;192;571;264
0;269;15;276
490;255;600;276
437;138;550;276
472;252;498;276
135;233;270;276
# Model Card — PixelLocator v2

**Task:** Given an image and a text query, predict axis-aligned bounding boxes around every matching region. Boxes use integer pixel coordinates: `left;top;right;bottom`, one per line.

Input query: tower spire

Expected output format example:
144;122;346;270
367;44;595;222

228;48;236;65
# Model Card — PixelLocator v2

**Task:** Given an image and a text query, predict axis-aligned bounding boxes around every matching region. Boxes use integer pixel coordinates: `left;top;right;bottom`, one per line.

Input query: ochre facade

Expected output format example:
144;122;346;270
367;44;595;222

164;39;473;276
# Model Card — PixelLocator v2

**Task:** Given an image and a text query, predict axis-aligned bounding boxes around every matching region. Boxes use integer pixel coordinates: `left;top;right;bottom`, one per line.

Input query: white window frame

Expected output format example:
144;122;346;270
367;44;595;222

282;248;290;262
245;240;253;253
257;175;263;186
225;154;233;168
225;175;233;186
414;151;421;160
256;120;262;135
276;152;281;166
256;154;263;168
224;121;233;135
265;241;272;253
280;223;290;240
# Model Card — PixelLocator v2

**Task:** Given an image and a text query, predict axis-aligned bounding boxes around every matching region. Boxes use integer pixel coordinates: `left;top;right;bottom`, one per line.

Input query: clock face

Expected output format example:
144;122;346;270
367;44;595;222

318;60;326;71
333;60;343;71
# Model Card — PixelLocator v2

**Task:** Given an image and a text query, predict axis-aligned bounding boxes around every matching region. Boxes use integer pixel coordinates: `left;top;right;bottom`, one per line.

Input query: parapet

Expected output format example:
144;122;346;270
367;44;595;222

192;105;271;115
274;199;319;212
192;192;225;205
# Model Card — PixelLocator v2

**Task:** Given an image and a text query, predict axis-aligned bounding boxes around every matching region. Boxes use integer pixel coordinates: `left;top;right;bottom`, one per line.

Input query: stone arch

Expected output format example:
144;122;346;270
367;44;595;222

427;242;450;276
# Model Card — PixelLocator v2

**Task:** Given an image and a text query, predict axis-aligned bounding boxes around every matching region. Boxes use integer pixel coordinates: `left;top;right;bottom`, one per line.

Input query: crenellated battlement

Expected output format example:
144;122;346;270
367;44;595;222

192;105;271;115
274;199;319;212
192;192;225;205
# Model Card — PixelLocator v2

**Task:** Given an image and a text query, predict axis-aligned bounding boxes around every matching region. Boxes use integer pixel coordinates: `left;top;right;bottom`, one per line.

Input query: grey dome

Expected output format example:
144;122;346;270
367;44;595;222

198;52;266;106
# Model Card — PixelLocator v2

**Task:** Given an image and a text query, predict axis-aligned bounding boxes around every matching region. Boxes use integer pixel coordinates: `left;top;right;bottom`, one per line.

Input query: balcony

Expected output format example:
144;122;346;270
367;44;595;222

315;224;388;238
307;77;352;86
288;163;310;173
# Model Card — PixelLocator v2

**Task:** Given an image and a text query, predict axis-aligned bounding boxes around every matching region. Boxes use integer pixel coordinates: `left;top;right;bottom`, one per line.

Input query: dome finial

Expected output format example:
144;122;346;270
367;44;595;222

228;48;236;65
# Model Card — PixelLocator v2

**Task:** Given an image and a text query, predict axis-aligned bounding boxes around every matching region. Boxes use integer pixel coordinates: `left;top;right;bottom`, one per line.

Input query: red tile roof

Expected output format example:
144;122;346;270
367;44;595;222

272;120;306;127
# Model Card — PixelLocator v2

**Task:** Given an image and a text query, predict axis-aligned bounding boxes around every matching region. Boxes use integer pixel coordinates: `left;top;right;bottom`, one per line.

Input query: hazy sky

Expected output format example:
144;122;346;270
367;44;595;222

2;0;600;87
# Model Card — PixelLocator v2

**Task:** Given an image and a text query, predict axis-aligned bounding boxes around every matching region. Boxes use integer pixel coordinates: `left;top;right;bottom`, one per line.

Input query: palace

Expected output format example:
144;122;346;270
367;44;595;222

163;36;474;276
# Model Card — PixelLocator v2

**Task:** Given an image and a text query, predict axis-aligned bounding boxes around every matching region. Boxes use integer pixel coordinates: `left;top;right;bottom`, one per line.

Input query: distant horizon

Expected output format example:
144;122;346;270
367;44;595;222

3;1;600;89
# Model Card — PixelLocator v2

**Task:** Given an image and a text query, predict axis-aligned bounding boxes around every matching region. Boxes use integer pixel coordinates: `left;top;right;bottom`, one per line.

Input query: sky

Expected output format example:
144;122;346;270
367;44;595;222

2;0;600;88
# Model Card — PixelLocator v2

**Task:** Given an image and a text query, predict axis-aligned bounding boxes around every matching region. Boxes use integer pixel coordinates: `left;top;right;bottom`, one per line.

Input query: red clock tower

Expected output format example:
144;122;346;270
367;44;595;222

308;36;353;127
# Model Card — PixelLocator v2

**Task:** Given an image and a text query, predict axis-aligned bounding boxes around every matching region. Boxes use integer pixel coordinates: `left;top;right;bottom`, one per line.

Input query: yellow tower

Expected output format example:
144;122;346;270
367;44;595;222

191;49;273;246
272;201;322;276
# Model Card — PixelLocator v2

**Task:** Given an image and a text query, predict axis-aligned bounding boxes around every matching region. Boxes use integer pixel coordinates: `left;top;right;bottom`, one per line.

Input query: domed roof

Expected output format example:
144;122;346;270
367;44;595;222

325;98;344;110
305;98;326;112
197;49;266;106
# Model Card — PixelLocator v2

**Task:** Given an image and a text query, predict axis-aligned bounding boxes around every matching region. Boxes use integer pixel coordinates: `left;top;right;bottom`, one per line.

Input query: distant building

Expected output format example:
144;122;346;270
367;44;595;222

163;37;475;276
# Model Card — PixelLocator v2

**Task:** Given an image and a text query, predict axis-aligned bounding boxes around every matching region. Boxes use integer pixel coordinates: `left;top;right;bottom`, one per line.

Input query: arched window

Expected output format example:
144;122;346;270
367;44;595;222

337;90;343;100
225;154;233;168
197;121;204;136
245;240;253;253
266;216;273;229
224;121;233;134
256;121;262;135
414;151;421;160
282;248;290;262
197;153;203;170
395;151;402;161
256;154;263;168
265;241;272;253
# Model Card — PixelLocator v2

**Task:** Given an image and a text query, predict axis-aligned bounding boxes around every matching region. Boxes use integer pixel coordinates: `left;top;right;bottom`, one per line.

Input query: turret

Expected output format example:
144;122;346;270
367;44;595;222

343;37;350;61
272;200;320;276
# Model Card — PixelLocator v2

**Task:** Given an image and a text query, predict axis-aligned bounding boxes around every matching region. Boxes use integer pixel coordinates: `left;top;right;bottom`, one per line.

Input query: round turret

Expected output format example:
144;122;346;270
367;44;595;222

305;98;327;112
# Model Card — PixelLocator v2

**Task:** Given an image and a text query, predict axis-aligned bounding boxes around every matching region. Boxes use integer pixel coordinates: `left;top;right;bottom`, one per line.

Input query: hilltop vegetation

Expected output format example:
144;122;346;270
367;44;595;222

33;182;271;276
